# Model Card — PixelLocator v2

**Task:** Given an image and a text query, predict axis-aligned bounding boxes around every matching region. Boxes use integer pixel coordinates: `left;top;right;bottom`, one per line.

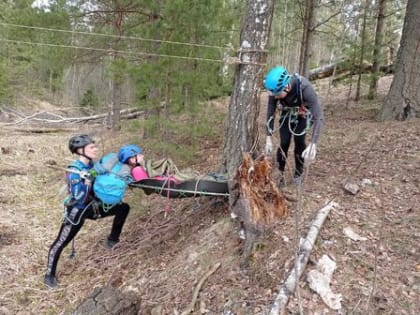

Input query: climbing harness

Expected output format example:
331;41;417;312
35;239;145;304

266;108;312;137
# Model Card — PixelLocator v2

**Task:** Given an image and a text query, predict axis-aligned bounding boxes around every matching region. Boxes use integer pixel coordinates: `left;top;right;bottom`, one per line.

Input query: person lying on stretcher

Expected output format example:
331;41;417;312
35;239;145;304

117;144;181;184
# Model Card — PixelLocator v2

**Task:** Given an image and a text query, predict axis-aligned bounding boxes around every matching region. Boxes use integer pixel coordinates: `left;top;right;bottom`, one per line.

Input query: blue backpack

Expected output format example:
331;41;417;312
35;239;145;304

93;153;132;208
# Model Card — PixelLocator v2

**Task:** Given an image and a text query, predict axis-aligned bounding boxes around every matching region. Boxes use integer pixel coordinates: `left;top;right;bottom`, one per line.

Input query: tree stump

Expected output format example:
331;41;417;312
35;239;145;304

230;153;288;268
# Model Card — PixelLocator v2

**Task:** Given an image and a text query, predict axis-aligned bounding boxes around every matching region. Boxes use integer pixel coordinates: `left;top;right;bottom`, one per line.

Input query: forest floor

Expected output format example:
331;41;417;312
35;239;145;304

0;76;419;315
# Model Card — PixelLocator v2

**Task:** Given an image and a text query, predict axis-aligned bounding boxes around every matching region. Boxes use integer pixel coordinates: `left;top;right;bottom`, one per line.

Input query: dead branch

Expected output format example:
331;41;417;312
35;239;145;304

269;201;339;315
181;263;221;315
0;107;144;126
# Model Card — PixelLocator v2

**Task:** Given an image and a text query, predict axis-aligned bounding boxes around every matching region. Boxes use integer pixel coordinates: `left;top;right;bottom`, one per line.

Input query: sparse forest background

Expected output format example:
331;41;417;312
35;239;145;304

0;0;409;130
1;1;420;314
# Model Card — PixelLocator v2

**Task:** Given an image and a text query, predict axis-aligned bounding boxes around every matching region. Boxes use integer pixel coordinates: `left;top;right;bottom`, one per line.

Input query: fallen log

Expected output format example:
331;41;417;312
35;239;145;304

0;107;144;125
269;200;339;315
308;59;393;81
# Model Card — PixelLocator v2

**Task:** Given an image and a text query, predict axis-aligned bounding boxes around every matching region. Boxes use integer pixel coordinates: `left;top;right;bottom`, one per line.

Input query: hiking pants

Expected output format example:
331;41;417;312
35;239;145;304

46;202;130;277
277;115;307;177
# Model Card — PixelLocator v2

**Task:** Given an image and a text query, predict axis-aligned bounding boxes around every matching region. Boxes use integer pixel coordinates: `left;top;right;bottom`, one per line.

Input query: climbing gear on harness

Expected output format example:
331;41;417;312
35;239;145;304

267;107;312;137
264;66;290;95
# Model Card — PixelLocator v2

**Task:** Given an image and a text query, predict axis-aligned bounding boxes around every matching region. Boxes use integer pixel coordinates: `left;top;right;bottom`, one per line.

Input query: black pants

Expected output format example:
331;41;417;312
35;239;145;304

46;202;130;277
277;115;307;177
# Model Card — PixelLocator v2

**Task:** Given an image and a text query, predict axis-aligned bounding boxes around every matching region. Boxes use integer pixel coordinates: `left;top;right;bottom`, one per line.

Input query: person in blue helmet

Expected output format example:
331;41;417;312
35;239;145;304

117;144;148;181
263;65;324;186
44;135;130;289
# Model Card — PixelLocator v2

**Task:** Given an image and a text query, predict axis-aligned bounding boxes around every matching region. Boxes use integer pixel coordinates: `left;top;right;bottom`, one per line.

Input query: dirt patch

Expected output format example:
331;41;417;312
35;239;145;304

0;76;419;314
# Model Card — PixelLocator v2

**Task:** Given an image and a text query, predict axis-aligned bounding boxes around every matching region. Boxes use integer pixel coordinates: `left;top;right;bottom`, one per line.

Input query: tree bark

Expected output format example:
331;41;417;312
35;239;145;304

378;0;420;120
355;0;370;101
222;0;274;178
221;0;274;268
368;0;387;99
299;0;316;78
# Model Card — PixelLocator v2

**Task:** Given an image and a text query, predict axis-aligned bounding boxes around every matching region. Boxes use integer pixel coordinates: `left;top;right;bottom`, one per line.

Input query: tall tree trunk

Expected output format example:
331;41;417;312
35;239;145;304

222;0;274;269
378;0;420;120
299;0;316;77
108;3;124;131
111;75;122;131
355;0;370;101
222;0;274;177
368;0;387;100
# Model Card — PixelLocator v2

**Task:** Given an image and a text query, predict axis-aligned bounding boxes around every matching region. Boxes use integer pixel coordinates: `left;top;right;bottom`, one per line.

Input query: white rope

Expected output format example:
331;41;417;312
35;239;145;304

0;38;224;63
0;37;266;66
0;22;227;50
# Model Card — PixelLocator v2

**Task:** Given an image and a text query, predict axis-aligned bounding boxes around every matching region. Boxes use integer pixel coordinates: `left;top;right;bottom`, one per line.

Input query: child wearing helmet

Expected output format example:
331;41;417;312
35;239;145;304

118;144;148;181
44;135;130;289
118;144;180;184
263;66;324;186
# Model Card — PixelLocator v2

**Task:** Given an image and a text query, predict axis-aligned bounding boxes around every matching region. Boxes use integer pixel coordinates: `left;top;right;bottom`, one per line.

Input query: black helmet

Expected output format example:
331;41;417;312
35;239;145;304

68;135;95;154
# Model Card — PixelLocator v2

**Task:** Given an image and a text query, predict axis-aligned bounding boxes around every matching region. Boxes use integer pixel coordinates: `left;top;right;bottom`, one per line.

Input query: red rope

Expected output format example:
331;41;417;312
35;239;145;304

165;177;172;213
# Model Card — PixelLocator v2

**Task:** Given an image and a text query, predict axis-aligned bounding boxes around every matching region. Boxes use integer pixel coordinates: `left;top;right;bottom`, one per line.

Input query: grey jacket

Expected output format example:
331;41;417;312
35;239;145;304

266;75;324;143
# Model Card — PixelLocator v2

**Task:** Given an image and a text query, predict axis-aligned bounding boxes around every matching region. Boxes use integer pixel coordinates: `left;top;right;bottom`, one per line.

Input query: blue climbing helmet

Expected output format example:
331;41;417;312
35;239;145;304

118;144;142;163
263;66;291;95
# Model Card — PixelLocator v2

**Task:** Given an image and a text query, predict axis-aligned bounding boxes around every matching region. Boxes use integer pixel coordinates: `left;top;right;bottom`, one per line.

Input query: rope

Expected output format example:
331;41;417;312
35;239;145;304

0;22;227;50
0;38;224;63
165;177;172;214
0;38;267;66
267;109;311;137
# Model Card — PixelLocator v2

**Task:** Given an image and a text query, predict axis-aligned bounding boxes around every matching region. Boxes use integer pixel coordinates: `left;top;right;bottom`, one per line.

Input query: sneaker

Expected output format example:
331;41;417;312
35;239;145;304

44;274;58;289
101;239;119;250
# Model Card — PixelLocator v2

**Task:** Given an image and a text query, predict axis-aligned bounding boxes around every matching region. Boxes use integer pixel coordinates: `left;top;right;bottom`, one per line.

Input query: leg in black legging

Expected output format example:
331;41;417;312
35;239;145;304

46;207;88;278
293;117;308;177
99;202;130;242
278;117;293;173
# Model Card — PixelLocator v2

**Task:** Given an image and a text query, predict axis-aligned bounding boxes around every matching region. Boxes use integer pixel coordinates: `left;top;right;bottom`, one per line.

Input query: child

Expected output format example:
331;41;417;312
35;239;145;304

118;144;179;184
117;144;148;181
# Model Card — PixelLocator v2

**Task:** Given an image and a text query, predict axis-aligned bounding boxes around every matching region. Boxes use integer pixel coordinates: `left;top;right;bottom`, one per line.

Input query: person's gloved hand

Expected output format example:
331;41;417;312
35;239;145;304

302;143;317;162
265;136;273;155
80;170;94;185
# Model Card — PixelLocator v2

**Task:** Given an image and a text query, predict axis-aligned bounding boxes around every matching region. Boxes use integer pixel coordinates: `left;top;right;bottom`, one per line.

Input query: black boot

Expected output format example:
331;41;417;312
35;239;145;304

44;274;58;289
101;238;119;250
278;172;286;188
